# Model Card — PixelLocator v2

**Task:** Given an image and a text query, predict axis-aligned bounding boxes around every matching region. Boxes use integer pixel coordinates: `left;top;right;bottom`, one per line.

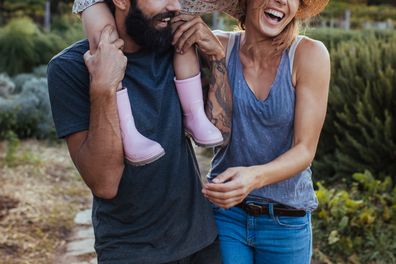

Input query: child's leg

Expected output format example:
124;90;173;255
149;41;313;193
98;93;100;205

173;47;200;80
81;2;165;165
174;48;223;147
81;3;119;52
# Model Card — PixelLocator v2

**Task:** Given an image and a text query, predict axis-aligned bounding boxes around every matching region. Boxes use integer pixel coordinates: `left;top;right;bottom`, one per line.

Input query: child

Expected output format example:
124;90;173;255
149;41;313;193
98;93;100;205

73;0;238;166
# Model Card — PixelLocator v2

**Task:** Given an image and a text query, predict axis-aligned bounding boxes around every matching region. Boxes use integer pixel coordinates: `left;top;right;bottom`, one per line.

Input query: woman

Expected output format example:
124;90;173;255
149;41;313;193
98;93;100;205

173;0;330;263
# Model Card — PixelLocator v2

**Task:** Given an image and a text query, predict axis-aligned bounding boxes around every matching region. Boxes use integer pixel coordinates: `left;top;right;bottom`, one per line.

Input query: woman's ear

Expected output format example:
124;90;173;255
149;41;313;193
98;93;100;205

112;0;130;11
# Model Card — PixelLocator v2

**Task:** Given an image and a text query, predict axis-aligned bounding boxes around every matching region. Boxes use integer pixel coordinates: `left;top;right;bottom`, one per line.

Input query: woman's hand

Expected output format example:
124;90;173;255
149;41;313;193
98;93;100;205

172;14;225;61
202;167;261;209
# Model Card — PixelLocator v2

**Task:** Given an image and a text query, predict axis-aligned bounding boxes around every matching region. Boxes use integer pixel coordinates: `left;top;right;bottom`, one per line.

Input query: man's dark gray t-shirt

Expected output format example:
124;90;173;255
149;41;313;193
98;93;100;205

47;40;217;264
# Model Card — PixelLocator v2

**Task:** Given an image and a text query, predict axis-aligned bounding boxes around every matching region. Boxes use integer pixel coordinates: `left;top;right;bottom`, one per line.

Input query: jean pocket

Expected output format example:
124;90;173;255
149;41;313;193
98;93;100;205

275;214;310;228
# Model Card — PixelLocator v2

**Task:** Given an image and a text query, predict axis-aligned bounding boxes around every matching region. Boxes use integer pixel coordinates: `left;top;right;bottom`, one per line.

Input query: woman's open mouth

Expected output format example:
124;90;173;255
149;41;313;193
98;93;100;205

264;8;285;24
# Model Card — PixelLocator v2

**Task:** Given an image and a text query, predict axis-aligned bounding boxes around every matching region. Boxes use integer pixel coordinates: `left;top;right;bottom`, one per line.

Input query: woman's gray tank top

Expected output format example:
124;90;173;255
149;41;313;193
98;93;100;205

210;32;318;211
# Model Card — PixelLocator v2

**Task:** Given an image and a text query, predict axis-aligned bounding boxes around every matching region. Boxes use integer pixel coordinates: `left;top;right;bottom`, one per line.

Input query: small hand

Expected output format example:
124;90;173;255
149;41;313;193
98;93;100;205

171;14;225;60
202;167;260;209
84;25;126;95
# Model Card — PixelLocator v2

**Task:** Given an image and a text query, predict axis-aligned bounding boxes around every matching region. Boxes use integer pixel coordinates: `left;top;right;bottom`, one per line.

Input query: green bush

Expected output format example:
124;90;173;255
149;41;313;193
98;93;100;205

313;171;396;263
51;14;85;45
321;1;396;25
0;17;65;75
32;65;48;78
312;32;396;184
305;28;396;50
0;74;15;98
0;77;55;139
12;65;48;94
12;73;36;94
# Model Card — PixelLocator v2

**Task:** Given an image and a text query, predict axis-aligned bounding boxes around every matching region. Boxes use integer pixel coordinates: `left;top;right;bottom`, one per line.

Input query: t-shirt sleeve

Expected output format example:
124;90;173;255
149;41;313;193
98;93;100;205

47;53;91;139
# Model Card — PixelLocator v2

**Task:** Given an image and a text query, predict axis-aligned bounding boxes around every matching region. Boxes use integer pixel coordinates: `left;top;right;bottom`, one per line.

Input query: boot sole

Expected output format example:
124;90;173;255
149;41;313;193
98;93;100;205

125;149;166;167
185;131;223;148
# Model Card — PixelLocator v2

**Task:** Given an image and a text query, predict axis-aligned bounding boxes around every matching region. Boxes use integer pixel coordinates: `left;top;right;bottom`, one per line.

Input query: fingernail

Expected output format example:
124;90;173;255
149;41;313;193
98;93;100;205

213;178;220;183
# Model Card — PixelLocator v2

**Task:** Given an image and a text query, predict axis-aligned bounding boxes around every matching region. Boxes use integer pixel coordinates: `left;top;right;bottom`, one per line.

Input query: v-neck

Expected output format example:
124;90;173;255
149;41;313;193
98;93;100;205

236;33;286;103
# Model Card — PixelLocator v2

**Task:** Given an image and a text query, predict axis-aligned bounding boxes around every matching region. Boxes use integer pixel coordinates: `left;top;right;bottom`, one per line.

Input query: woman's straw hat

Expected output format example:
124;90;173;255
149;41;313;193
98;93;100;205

181;0;329;20
296;0;330;19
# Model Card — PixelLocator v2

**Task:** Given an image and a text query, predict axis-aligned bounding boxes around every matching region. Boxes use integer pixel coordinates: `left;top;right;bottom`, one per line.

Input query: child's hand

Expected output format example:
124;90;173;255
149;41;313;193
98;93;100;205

172;15;225;61
84;25;126;96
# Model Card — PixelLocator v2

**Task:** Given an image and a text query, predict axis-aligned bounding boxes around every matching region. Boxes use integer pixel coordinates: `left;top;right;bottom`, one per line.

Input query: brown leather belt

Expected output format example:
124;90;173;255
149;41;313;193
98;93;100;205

237;203;306;217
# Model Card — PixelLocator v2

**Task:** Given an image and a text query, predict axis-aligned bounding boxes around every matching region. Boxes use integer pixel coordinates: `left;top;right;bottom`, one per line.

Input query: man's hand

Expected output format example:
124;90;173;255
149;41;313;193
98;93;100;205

202;167;261;209
84;25;127;97
172;15;225;61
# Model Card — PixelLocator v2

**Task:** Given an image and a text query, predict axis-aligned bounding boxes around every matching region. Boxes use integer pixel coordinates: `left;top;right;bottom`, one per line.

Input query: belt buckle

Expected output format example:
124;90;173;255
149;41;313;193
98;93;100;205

246;203;263;216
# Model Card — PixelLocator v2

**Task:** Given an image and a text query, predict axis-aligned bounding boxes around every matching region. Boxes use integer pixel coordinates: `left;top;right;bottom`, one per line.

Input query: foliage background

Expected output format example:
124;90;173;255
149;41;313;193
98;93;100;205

0;0;395;263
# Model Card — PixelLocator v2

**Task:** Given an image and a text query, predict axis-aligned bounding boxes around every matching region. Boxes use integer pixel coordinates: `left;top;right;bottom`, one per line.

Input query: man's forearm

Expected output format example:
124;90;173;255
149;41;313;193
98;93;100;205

206;57;233;146
76;87;124;199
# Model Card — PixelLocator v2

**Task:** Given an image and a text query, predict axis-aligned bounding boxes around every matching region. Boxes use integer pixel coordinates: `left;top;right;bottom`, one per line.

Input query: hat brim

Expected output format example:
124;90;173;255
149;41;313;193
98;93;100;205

296;0;330;19
181;0;329;20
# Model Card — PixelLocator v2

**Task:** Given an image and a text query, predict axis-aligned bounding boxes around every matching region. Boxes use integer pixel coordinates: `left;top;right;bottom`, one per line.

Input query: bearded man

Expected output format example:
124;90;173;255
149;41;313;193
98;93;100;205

47;0;231;263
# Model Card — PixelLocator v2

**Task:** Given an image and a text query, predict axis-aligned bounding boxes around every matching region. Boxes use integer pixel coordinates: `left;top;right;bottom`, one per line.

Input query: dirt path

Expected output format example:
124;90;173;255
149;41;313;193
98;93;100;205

0;140;91;264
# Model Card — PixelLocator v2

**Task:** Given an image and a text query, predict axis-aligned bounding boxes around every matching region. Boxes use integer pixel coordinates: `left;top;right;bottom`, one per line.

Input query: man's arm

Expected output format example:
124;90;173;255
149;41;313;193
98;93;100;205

205;55;232;146
65;90;124;200
65;26;127;199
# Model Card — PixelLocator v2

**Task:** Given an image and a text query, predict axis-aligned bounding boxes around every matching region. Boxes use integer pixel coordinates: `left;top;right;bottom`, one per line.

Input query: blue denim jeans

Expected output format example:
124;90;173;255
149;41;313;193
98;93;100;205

213;202;312;264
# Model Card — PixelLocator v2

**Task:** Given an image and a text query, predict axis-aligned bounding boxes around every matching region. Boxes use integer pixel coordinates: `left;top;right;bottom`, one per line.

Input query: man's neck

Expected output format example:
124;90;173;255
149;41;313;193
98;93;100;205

119;32;141;53
115;12;141;53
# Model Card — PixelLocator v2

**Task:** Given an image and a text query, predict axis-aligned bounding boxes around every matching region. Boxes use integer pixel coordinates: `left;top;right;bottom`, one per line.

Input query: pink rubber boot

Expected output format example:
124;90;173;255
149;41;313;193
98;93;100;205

116;89;165;166
174;73;223;147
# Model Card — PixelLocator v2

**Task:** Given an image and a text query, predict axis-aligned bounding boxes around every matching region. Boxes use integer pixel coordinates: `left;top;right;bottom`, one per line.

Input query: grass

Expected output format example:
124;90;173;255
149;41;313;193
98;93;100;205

0;140;91;264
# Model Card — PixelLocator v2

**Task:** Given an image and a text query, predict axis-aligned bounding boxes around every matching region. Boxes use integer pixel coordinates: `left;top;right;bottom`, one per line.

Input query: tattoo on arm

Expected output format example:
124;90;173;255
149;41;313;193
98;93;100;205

205;57;232;146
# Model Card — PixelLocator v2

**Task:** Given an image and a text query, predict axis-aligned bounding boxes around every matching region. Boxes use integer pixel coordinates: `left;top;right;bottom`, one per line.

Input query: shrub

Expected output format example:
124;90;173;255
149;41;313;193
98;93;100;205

4;130;20;167
305;28;396;51
0;98;17;138
51;14;85;45
12;67;48;94
0;74;15;98
0;17;66;75
12;73;36;94
33;65;48;78
0;77;55;139
313;171;396;263
313;32;396;184
0;18;40;75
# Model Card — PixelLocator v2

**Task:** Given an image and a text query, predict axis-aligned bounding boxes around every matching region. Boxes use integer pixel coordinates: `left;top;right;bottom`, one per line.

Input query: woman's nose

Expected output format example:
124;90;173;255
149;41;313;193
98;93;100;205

274;0;287;6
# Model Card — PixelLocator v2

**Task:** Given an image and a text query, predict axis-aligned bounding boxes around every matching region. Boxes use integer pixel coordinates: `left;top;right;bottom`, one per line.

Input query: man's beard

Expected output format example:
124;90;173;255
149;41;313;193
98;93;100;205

125;2;175;53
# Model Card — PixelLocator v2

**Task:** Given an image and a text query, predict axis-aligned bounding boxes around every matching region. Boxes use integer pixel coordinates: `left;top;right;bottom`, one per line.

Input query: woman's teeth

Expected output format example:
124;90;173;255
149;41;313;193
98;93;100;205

264;9;285;22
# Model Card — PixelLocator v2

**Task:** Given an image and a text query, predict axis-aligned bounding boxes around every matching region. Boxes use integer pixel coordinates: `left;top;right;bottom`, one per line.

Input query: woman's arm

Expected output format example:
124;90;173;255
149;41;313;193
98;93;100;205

203;38;331;208
172;15;233;146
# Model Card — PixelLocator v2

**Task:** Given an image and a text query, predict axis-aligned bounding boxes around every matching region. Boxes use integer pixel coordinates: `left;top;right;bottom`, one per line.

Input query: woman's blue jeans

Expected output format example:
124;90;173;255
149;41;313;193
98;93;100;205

213;203;312;264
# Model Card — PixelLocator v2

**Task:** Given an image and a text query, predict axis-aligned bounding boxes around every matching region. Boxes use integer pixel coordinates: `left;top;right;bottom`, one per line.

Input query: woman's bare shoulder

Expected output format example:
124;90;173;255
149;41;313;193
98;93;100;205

293;36;330;87
296;36;329;65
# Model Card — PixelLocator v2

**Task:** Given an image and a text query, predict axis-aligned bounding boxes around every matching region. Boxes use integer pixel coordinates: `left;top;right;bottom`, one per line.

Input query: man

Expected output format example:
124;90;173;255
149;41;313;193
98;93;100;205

47;0;231;263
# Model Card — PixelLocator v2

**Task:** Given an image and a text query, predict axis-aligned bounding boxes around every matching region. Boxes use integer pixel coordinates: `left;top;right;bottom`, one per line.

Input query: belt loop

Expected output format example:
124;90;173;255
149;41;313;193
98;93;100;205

268;203;275;219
